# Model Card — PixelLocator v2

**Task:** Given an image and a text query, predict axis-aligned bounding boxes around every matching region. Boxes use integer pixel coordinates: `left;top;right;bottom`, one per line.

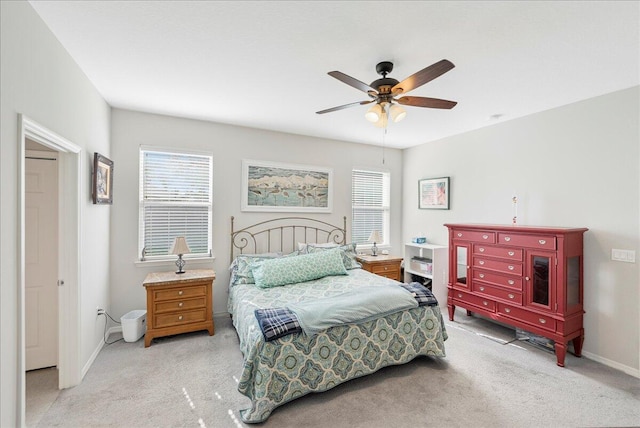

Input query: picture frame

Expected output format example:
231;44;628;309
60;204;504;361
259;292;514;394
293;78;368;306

92;153;113;205
419;176;449;210
241;159;333;212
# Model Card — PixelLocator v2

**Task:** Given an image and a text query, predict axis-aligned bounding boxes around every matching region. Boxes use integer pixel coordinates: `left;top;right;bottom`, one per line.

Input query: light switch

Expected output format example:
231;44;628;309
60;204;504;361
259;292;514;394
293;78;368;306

612;249;636;263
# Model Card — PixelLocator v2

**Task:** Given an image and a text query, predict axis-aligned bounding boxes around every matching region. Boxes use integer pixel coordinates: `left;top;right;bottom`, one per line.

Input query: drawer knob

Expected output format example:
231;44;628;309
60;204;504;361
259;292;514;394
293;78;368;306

508;265;514;271
178;302;183;307
178;290;183;296
482;234;488;240
479;286;485;291
508;294;515;299
525;276;530;281
479;247;485;252
504;236;511;242
508;251;515;256
539;239;546;245
539;318;546;324
458;293;462;298
504;307;511;313
457;233;463;237
508;280;515;285
384;266;388;270
482;301;488;306
479;274;485;278
178;315;183;320
479;260;485;265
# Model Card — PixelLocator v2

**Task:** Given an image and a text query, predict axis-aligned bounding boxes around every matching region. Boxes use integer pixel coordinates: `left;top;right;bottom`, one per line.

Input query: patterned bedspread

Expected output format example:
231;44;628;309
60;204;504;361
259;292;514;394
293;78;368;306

229;268;448;423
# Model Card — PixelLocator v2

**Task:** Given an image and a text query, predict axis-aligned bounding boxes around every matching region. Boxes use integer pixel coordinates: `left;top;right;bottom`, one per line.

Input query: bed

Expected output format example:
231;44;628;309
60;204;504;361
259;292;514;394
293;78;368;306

228;216;447;423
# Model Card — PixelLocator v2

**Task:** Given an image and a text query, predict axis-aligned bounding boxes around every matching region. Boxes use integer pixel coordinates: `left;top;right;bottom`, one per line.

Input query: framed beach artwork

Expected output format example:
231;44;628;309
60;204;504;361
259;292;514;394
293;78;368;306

419;176;449;210
241;160;333;212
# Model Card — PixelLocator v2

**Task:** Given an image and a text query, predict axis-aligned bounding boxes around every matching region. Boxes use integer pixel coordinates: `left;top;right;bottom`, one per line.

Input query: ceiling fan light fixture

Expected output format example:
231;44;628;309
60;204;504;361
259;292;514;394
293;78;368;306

389;104;406;122
373;112;388;128
365;103;383;122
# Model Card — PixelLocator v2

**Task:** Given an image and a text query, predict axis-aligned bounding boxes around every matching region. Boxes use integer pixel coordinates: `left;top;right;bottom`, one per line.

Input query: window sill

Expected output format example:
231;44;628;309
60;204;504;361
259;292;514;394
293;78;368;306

134;256;215;268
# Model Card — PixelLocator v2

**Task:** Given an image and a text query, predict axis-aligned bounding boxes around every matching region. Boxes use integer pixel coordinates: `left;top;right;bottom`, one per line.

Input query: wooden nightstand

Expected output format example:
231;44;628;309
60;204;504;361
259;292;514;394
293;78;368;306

356;254;403;281
143;269;215;347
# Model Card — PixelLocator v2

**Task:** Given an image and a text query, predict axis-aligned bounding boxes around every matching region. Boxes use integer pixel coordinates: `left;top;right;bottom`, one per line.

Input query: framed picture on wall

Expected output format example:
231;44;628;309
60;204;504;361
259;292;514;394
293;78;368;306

241;159;333;212
419;176;449;210
92;153;113;205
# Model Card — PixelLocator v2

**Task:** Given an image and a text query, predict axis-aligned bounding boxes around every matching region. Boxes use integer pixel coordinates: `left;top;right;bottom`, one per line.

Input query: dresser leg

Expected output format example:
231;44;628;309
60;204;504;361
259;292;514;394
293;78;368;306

144;333;153;348
572;330;584;357
448;304;455;321
554;342;567;367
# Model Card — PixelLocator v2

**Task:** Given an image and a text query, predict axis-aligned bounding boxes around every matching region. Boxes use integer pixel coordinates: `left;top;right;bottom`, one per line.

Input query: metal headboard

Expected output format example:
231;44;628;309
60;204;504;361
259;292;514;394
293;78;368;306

230;216;347;263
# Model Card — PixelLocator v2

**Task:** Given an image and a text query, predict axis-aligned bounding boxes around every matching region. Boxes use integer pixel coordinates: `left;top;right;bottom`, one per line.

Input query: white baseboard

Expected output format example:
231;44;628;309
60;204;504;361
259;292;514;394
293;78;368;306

81;326;123;379
582;351;640;378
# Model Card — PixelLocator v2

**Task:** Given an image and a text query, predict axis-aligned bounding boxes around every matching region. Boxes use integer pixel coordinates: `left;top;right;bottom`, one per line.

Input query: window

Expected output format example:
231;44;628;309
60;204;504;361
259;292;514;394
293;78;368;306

139;148;213;260
351;169;390;246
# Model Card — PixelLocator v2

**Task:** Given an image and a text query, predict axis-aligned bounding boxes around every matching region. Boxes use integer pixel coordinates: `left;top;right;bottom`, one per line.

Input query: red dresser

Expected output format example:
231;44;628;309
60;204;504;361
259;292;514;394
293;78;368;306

444;224;588;367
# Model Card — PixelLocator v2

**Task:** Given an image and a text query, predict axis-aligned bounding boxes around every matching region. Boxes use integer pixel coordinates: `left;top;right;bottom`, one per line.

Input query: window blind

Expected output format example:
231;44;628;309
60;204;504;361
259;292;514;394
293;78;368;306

351;169;390;245
139;149;212;259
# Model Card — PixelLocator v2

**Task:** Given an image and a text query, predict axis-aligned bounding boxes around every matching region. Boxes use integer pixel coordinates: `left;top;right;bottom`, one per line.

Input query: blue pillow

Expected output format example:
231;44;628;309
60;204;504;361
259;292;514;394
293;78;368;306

252;248;347;288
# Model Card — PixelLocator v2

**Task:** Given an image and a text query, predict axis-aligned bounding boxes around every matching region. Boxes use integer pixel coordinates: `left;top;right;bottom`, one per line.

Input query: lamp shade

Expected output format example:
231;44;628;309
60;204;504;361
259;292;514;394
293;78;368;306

365;103;383;122
389;104;406;123
170;237;191;255
368;230;382;244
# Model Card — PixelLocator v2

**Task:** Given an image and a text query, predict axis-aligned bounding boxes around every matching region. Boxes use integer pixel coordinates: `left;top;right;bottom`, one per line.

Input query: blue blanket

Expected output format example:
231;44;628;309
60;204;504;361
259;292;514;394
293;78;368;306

254;282;439;340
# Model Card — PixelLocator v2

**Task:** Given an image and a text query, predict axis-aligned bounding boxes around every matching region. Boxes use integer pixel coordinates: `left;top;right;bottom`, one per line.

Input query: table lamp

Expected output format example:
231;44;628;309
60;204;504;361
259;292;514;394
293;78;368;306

171;236;191;274
368;230;382;256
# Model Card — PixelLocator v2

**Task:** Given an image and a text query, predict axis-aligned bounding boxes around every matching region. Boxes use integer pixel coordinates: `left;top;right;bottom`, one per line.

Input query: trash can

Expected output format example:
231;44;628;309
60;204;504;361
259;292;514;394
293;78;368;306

121;310;147;342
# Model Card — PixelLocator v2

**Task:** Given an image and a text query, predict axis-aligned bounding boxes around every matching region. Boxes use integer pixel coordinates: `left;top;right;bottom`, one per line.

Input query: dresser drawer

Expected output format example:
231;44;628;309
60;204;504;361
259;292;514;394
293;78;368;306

473;270;522;290
153;285;207;302
155;297;206;314
497;303;555;332
473;283;523;305
474;244;523;261
154;309;207;329
452;289;496;312
452;230;496;244
498;233;556;250
473;258;523;275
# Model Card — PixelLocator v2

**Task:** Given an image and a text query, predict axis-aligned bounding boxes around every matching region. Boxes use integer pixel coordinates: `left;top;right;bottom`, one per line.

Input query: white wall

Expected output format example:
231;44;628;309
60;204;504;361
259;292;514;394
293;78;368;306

109;108;403;318
402;86;640;375
0;2;111;425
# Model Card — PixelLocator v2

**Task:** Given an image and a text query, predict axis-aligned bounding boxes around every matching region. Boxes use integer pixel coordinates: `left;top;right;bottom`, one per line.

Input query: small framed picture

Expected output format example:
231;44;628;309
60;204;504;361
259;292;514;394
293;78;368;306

419;177;449;210
92;153;113;205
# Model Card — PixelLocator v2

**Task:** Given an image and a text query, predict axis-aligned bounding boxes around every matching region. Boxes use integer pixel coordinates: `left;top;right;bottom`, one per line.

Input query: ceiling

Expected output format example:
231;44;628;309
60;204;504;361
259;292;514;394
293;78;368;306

29;1;639;149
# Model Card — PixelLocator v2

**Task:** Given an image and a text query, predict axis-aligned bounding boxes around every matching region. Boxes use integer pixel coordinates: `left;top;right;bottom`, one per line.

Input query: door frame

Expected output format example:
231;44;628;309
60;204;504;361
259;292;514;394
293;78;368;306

18;115;82;426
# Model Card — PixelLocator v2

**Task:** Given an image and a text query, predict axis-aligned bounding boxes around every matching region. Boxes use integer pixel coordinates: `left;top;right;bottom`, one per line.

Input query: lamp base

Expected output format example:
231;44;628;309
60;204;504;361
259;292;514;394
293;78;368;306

371;243;378;256
175;255;186;274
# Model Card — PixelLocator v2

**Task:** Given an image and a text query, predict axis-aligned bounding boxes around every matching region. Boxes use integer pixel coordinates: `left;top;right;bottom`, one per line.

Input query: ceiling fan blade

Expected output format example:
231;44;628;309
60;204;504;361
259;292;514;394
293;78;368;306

397;96;457;109
316;100;374;114
391;59;455;95
328;71;376;94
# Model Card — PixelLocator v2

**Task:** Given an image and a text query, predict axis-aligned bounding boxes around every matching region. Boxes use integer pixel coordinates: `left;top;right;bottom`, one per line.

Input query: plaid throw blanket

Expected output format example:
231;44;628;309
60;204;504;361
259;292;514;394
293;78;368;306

255;307;302;341
399;282;439;306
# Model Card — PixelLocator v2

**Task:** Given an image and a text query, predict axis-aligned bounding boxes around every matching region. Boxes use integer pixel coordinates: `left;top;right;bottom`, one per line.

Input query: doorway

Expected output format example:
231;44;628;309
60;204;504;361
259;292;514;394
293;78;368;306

18;115;82;427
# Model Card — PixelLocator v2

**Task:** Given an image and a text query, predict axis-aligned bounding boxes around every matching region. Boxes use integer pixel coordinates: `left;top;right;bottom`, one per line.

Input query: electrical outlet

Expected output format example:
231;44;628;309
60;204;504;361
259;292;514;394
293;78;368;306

97;307;105;316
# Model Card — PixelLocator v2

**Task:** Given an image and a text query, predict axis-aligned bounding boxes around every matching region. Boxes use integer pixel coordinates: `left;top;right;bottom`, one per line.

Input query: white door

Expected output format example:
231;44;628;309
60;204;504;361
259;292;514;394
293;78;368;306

25;153;59;371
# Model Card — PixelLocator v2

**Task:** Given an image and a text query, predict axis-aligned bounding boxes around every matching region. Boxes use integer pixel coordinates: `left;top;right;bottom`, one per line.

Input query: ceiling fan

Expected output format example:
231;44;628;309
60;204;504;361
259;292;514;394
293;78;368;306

316;59;457;126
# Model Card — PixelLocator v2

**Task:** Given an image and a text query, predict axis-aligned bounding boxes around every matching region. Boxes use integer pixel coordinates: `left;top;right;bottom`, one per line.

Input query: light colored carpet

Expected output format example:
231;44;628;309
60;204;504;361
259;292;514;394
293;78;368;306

34;309;640;427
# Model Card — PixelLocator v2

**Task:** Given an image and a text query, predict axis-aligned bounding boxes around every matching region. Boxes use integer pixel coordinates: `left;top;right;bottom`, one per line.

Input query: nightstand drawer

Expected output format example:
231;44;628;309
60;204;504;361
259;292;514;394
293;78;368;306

371;264;399;275
153;285;207;302
154;297;206;314
154;309;207;329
